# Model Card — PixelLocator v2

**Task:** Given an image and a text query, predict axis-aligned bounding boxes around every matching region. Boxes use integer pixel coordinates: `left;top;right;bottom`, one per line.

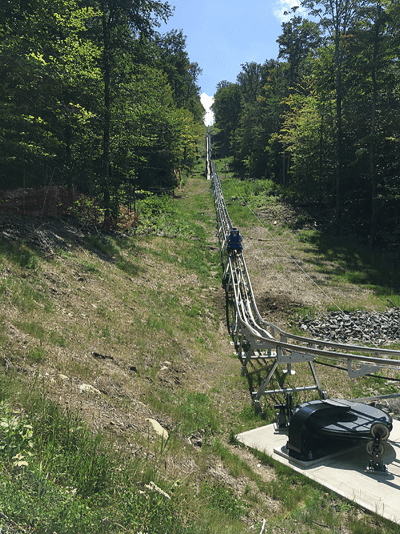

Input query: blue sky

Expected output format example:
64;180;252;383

159;0;301;123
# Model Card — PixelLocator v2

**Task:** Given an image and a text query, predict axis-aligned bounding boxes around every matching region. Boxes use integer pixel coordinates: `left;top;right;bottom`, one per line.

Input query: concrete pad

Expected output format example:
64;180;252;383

237;420;400;525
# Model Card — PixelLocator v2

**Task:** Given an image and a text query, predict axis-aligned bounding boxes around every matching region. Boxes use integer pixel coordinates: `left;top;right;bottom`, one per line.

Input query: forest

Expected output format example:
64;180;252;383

212;0;400;255
0;0;204;221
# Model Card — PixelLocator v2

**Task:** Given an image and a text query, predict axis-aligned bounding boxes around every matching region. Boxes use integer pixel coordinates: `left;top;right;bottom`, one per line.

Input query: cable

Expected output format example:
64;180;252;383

226;174;345;314
314;359;400;382
208;132;400;403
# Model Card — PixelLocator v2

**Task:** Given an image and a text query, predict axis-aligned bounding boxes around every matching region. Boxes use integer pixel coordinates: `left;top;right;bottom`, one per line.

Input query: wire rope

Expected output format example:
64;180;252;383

208;131;400;402
224;172;393;354
225;173;346;314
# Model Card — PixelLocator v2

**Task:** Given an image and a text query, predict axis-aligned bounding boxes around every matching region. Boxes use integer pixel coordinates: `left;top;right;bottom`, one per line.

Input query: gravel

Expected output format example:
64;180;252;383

296;308;400;346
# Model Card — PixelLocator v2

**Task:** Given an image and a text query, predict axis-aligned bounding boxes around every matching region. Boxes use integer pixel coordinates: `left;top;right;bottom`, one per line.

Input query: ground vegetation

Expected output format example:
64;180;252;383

0;151;400;532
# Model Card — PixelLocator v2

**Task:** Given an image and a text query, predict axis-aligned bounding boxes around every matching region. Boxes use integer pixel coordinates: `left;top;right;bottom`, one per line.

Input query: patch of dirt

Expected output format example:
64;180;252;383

242;222;375;330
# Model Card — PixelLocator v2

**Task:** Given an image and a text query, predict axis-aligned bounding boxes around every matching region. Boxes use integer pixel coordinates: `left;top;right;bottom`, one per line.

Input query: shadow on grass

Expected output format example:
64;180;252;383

0;213;142;277
298;229;400;298
83;234;141;276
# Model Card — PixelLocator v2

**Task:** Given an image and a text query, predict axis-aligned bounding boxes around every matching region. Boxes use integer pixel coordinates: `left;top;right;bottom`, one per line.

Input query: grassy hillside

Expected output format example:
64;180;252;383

0;153;399;533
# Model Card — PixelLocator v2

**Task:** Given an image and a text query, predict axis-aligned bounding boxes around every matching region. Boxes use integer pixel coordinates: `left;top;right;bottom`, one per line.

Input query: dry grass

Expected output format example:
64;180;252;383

0;170;399;533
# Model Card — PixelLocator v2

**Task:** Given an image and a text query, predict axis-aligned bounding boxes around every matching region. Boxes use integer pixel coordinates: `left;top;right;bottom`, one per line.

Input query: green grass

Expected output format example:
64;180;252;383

1;156;400;533
0;375;218;534
0;238;39;269
298;229;400;305
201;482;248;519
0;373;267;534
348;370;400;399
14;320;46;340
221;173;400;314
80;260;100;273
83;235;140;276
26;346;47;363
150;390;220;440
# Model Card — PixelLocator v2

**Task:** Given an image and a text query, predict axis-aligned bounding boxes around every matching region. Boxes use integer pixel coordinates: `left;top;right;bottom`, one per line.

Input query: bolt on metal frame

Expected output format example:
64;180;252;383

207;132;400;409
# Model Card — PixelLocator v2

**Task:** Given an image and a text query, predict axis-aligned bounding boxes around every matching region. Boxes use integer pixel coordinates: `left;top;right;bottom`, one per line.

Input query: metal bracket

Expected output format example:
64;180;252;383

347;359;381;379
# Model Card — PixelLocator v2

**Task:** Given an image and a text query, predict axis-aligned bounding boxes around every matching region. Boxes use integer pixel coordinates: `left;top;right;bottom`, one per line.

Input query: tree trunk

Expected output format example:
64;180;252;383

369;5;382;246
102;14;111;225
334;14;343;224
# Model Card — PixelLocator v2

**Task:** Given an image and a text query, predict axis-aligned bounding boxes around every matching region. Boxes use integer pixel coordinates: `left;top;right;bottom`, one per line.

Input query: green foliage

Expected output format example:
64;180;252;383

202;483;247;519
243;178;281;209
0;0;204;217
0;401;34;467
139;194;176;219
0;0;101;189
69;196;105;226
155;30;204;123
212;82;242;155
279;81;336;204
178;392;220;437
136;193;208;242
213;0;400;252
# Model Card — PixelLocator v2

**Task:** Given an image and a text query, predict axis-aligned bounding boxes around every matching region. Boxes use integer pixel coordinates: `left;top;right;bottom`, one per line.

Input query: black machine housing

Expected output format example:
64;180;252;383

285;398;392;462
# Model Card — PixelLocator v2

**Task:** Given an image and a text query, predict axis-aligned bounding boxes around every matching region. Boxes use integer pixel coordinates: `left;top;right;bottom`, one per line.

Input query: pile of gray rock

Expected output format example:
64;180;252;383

296;308;400;346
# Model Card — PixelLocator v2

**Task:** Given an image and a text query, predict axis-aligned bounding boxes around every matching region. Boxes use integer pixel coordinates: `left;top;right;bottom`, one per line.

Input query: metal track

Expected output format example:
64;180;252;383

207;132;400;408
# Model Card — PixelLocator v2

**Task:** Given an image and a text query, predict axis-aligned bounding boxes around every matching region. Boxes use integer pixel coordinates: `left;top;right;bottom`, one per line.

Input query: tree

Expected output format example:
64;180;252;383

277;16;322;87
0;0;101;190
228;59;289;179
301;0;365;222
211;82;242;155
343;1;400;245
279;81;336;201
89;0;172;219
154;30;203;122
236;62;270;103
234;60;287;178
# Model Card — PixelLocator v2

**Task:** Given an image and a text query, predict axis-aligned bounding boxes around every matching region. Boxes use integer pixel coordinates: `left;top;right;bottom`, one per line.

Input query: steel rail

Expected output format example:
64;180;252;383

207;131;400;404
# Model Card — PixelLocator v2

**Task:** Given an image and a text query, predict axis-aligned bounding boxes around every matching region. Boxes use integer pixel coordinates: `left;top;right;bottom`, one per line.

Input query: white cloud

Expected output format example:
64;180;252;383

201;93;215;126
274;0;304;23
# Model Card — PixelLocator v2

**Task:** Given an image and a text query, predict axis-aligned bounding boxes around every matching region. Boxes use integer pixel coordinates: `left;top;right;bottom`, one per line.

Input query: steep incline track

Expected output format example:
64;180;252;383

207;132;400;408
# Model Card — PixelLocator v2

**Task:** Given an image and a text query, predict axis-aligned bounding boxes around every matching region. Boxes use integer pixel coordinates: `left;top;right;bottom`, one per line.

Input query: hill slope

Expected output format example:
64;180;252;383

1;171;399;533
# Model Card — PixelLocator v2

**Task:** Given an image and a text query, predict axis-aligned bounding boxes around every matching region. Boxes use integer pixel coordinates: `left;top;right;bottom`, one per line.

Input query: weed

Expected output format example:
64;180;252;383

228;428;240;445
167;391;220;438
26;346;47;363
243;483;259;504
81;260;100;273
0;238;39;269
203;483;247;519
49;330;67;347
212;440;256;481
85;235;120;257
15;321;46;341
0;401;34;465
115;256;138;275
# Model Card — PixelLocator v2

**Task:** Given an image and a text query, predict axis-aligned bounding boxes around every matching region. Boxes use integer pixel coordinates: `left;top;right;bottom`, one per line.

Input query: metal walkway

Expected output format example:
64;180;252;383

207;132;400;410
